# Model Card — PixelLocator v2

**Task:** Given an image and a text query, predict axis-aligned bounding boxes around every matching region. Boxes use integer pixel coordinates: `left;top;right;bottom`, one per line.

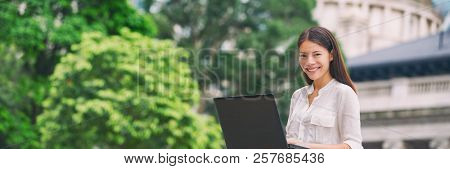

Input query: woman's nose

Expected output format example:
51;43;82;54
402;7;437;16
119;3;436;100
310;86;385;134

304;55;315;65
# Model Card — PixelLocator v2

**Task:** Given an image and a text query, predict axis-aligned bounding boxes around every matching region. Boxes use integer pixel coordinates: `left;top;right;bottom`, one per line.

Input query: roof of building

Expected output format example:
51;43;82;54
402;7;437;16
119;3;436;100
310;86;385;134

348;31;450;82
349;31;450;67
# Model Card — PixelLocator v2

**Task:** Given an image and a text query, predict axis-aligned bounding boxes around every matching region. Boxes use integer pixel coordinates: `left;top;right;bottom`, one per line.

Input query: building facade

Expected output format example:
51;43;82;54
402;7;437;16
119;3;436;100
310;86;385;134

313;0;443;58
348;30;450;148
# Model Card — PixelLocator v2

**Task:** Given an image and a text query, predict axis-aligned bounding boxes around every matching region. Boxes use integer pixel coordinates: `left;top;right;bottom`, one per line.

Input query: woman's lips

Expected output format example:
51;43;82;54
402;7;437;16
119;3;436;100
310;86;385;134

306;67;321;73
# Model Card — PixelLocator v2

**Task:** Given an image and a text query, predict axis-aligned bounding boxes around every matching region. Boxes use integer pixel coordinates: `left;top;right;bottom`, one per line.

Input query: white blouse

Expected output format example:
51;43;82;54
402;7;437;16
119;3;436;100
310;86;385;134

286;79;363;149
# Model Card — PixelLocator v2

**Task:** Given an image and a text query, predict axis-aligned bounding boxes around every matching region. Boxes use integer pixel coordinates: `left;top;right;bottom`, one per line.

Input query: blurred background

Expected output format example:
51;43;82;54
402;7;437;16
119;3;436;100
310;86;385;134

0;0;449;149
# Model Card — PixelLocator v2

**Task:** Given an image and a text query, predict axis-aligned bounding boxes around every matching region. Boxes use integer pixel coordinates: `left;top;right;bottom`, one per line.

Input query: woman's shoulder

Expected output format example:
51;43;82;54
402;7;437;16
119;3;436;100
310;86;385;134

333;81;358;98
292;85;309;99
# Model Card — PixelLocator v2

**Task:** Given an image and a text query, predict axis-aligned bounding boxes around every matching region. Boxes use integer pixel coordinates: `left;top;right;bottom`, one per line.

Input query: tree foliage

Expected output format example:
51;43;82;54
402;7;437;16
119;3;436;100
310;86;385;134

38;29;223;148
0;0;162;148
0;0;318;148
0;0;157;76
0;44;42;148
143;0;317;122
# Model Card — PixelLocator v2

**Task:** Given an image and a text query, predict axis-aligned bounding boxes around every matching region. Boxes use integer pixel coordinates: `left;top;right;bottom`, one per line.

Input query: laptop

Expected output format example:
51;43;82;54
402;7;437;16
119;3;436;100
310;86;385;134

213;94;307;149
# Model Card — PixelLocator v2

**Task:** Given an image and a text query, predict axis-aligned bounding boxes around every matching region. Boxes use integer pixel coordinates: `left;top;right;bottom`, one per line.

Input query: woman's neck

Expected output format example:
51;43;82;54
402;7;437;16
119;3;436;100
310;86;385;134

313;73;332;92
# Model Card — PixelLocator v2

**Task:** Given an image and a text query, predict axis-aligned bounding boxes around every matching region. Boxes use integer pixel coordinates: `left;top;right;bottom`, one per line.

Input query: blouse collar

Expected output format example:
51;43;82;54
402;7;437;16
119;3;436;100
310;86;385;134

307;78;337;95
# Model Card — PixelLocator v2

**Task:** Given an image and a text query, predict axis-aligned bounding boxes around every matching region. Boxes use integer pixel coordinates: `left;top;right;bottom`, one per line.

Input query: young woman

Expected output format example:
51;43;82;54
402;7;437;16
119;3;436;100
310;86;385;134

286;26;363;149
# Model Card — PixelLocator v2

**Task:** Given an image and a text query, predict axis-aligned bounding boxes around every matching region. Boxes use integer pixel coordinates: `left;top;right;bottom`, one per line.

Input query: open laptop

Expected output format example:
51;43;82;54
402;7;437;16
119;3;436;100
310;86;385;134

213;94;307;149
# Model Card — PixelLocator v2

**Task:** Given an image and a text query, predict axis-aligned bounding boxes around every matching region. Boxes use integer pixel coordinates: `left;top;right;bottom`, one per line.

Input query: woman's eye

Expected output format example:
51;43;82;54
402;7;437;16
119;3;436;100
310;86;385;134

300;55;306;58
314;54;321;57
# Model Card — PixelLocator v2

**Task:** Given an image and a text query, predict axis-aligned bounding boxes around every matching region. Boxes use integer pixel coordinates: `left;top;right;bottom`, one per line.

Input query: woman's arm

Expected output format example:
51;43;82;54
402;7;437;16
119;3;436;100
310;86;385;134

336;87;363;149
286;89;303;138
307;143;350;149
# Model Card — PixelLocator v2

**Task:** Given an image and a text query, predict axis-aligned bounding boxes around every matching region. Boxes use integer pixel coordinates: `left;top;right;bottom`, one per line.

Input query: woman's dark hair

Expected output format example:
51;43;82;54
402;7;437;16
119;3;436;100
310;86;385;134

297;26;357;93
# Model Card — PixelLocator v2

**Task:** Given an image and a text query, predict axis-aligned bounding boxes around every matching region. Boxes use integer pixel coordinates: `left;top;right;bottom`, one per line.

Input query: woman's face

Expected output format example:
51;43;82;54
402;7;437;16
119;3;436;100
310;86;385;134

299;40;333;81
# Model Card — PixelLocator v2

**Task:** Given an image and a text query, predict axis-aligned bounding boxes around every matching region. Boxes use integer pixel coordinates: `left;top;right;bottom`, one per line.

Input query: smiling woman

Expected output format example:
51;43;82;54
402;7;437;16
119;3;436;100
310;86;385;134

286;26;363;149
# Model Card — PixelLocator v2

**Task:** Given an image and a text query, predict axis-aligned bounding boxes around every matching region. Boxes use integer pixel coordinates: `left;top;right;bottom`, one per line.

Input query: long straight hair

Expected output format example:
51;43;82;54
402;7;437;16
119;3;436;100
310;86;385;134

297;26;357;93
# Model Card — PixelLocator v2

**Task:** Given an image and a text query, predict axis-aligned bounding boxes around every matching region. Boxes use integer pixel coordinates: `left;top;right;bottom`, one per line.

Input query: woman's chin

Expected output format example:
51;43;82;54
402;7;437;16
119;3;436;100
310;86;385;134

306;74;320;81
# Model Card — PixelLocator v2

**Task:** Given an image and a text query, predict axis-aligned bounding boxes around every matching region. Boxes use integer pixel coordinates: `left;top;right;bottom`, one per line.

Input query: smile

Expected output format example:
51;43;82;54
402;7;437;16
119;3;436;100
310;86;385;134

306;67;321;73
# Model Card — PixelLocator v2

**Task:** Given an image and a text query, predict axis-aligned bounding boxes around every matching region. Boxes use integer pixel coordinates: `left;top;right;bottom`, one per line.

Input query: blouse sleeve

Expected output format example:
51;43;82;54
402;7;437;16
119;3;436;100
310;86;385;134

286;89;302;138
337;87;363;149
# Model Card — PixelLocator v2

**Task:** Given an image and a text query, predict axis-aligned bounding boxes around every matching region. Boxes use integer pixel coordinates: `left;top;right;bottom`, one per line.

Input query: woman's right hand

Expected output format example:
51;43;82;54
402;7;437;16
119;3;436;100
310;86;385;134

287;138;301;145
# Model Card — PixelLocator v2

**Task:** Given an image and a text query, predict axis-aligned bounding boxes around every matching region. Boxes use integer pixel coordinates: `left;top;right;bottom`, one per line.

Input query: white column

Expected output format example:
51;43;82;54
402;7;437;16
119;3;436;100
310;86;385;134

431;22;438;34
333;0;346;36
337;0;345;14
403;10;411;41
361;0;369;18
419;15;428;37
313;0;324;23
383;5;392;37
360;0;370;55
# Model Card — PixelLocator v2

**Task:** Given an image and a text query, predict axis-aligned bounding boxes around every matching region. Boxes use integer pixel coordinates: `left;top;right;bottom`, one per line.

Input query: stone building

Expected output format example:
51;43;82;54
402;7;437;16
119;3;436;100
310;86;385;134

348;30;450;149
313;0;443;58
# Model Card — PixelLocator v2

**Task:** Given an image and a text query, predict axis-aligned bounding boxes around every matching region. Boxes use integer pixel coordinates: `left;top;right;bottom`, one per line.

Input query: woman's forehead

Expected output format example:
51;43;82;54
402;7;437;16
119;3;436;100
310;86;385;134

299;40;327;53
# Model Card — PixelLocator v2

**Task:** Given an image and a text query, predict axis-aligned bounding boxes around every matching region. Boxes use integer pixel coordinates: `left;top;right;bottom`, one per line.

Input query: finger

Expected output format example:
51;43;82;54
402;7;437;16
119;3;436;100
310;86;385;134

287;138;295;144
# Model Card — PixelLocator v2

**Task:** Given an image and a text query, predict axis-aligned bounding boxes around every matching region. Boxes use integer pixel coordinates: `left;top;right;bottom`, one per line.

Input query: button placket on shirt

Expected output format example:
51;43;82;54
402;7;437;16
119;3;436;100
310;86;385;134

303;94;322;143
303;79;335;143
290;79;337;144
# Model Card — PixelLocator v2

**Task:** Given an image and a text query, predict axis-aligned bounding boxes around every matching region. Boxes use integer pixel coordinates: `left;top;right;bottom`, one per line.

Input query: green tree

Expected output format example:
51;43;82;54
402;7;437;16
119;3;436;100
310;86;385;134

0;0;157;148
0;44;40;148
0;0;157;76
38;29;223;148
141;0;317;122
